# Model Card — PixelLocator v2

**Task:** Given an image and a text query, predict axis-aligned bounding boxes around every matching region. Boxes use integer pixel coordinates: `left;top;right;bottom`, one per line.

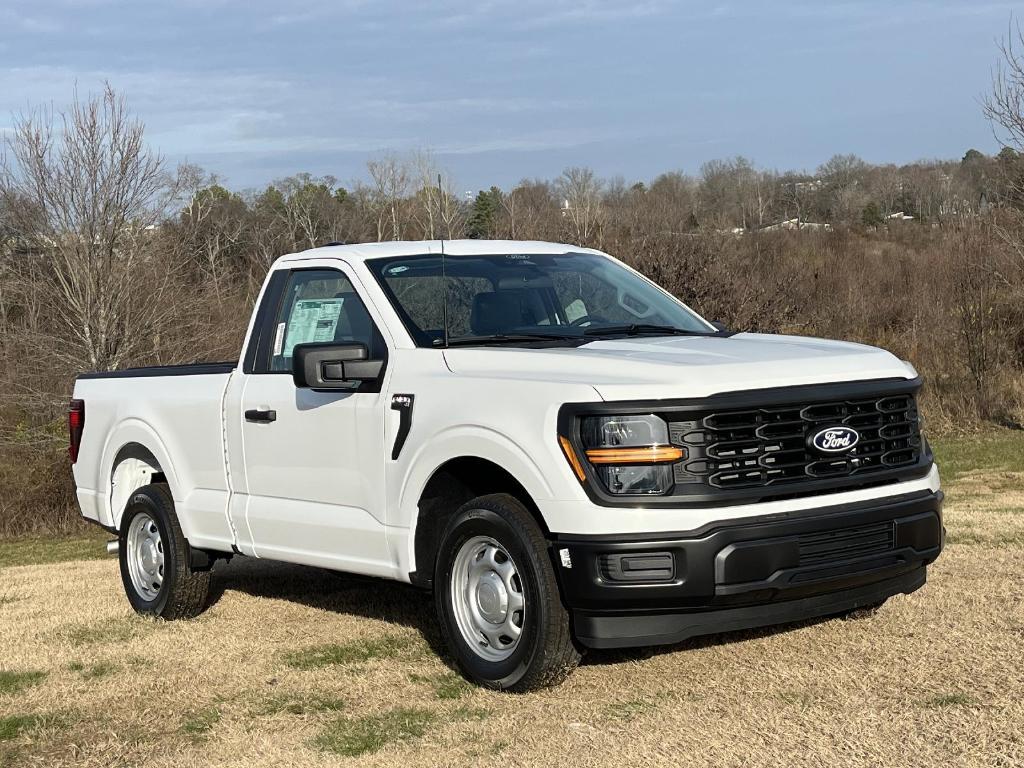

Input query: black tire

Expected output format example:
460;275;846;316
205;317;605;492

118;483;210;619
434;493;581;692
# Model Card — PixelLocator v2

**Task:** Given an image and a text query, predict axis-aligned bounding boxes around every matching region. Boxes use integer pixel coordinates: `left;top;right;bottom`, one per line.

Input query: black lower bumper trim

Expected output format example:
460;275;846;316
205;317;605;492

552;490;943;648
575;567;926;649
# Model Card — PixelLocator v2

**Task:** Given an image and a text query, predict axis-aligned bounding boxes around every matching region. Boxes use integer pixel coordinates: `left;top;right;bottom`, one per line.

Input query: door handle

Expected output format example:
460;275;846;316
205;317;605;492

245;409;277;423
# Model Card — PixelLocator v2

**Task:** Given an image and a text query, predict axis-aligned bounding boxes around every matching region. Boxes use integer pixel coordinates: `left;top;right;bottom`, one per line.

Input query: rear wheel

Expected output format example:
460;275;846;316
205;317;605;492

118;484;210;619
435;493;581;691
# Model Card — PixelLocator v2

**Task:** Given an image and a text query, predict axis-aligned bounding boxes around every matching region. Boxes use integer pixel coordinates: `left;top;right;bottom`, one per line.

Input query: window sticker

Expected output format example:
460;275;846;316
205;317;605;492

564;298;588;323
272;322;286;357
283;298;344;357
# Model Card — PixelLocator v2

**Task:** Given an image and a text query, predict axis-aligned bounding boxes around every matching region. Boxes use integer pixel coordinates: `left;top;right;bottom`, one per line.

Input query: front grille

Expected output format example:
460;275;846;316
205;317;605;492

797;522;895;566
669;393;922;493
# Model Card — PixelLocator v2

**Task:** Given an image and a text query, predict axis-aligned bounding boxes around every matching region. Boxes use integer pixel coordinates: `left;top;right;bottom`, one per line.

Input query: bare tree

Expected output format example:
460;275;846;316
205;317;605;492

411;150;465;239
645;172;697;234
412;150;440;239
498;184;523;239
818;154;870;225
984;22;1024;153
0;84;177;371
947;225;1007;417
698;157;763;230
983;21;1024;270
557;167;604;245
174;166;249;302
869;164;904;217
367;154;411;241
278;173;340;249
972;16;1024;389
778;172;816;225
436;183;465;238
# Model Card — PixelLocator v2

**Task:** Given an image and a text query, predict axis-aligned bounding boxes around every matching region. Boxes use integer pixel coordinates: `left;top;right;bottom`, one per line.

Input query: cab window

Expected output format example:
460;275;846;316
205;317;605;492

262;269;385;373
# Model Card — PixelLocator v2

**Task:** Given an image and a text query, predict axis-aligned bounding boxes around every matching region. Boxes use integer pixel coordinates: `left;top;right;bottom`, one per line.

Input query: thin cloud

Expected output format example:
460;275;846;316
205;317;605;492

0;0;1006;190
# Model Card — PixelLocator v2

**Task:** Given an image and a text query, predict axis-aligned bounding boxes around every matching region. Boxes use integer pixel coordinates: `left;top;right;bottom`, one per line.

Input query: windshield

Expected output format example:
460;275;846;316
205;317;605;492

366;251;714;347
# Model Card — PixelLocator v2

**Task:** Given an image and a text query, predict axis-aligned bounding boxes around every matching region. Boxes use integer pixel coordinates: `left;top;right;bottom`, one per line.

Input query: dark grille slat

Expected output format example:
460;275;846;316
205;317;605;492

801;527;894;549
803;531;892;549
670;392;922;493
756;422;805;438
798;522;895;565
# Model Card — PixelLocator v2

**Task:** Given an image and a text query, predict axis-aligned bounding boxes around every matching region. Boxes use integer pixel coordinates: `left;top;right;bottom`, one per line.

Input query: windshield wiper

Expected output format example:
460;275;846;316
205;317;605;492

444;333;580;347
582;323;711;337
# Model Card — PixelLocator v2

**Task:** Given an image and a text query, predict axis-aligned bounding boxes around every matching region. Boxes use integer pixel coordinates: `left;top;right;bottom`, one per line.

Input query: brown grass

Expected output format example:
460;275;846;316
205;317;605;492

0;446;1022;766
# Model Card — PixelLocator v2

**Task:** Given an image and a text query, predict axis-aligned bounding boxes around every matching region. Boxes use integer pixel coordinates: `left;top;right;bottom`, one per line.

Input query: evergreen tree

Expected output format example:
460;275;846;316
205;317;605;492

467;187;501;238
861;201;884;227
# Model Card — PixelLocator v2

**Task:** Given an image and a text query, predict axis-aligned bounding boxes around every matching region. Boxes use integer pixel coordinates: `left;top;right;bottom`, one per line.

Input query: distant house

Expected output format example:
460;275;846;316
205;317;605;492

793;179;823;193
885;211;914;221
760;218;832;232
715;218;832;235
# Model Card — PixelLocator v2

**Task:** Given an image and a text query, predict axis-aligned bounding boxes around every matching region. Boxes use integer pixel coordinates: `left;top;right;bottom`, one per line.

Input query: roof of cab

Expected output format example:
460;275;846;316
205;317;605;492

276;239;606;265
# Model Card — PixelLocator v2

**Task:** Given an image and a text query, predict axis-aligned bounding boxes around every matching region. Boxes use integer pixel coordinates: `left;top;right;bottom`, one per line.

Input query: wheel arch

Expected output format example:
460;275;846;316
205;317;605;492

101;419;183;533
408;454;549;589
110;444;167;531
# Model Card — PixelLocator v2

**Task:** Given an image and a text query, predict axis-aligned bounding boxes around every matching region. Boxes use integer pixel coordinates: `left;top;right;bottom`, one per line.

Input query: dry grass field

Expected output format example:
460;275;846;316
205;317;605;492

1;433;1022;768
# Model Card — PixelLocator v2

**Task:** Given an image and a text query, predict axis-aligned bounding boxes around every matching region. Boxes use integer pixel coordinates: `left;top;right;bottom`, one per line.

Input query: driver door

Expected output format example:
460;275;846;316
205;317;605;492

238;264;393;576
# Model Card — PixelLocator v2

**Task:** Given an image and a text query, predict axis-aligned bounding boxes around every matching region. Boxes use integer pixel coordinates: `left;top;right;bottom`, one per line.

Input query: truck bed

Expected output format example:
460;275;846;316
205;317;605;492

78;361;236;379
72;363;236;548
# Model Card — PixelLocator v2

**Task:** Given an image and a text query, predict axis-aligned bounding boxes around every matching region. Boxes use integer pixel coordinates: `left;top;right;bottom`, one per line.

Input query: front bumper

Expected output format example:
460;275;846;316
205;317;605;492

551;489;943;648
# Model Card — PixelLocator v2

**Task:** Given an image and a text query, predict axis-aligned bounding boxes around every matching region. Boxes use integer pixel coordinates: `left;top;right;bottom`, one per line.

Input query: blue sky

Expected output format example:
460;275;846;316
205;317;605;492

0;0;1015;193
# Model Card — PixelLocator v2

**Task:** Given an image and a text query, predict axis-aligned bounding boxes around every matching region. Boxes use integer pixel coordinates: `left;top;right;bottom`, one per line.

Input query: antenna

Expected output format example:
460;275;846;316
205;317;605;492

438;173;450;349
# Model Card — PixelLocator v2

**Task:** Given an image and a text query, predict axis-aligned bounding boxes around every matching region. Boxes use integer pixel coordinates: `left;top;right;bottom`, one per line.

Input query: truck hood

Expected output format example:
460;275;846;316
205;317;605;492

441;333;915;401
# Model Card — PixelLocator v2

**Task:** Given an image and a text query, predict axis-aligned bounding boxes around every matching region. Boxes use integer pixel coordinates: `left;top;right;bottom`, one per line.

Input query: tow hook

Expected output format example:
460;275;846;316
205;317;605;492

105;540;119;556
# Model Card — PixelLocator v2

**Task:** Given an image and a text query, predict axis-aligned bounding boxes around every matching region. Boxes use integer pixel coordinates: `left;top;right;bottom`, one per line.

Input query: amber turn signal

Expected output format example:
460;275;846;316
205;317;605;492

584;445;685;465
558;435;588;482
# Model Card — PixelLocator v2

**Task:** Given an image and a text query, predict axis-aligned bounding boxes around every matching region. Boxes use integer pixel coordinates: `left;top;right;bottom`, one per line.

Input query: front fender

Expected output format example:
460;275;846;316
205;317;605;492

396;425;559;574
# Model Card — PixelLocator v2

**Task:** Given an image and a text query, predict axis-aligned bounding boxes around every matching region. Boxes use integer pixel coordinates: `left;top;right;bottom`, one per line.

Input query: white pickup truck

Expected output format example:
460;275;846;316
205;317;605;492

70;240;943;691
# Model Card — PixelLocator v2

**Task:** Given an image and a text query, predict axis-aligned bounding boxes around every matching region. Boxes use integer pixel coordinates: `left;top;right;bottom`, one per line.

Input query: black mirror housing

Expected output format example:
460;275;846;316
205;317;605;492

292;343;384;390
710;320;729;333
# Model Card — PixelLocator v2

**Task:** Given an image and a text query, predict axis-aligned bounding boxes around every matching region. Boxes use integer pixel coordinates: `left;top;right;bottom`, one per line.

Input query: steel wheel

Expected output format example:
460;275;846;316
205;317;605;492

449;535;526;662
126;511;164;601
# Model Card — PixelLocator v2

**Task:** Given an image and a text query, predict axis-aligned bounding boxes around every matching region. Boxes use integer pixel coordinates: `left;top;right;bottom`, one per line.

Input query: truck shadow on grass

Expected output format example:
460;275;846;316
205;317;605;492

205;557;449;658
205;557;839;674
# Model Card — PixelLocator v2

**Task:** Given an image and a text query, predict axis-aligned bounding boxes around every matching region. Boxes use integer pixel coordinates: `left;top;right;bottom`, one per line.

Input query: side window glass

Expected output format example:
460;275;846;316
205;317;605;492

264;269;382;373
376;272;492;344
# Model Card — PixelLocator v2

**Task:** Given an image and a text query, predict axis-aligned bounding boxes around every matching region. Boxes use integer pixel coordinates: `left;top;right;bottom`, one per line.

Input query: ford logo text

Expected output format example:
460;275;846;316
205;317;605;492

810;426;860;453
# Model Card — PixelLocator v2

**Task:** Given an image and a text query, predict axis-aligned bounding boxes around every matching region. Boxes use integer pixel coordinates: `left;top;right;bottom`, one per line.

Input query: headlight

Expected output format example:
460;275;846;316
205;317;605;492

576;414;684;495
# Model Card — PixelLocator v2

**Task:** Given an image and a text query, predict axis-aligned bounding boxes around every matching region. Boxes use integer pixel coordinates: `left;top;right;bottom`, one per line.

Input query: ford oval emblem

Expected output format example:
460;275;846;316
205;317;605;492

810;426;860;453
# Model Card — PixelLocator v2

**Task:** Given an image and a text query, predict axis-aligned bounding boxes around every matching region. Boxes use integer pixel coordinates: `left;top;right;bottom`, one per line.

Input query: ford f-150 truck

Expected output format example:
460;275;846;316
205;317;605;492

69;240;943;691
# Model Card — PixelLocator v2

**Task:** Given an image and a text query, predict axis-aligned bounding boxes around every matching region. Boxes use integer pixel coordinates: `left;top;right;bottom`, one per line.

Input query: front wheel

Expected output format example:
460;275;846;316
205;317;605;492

435;493;581;692
118;483;210;619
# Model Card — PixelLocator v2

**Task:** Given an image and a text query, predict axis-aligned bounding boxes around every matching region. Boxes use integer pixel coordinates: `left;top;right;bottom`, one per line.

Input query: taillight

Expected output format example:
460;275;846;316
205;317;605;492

68;399;85;463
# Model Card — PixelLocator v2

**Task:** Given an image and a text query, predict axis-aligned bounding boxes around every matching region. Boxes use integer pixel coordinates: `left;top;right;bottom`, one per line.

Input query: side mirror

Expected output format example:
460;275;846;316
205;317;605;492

710;321;729;333
292;343;384;390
